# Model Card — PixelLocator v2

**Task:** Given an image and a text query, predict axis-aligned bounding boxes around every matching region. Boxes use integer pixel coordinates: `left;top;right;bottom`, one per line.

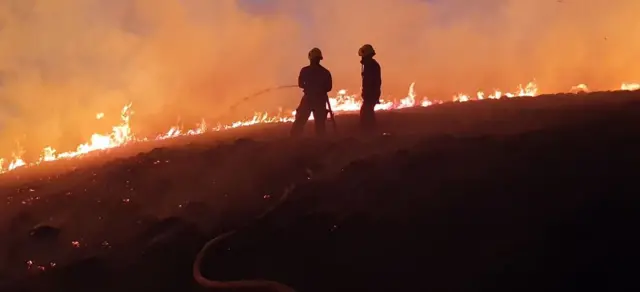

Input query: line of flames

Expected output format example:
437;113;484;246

0;81;638;174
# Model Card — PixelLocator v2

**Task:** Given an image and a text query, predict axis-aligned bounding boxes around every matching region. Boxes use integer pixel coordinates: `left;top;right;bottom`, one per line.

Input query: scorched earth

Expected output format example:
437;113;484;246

0;82;638;292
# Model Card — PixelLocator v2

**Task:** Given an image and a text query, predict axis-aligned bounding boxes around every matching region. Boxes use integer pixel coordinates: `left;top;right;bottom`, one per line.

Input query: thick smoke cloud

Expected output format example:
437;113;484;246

294;0;639;95
0;0;638;158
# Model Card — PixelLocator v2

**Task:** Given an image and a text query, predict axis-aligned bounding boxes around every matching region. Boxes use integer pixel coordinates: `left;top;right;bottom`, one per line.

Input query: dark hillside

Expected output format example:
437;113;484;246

1;90;638;292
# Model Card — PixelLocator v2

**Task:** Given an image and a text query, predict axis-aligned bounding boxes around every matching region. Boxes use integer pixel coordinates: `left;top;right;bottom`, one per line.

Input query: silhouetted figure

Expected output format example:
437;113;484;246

358;44;382;133
290;48;333;137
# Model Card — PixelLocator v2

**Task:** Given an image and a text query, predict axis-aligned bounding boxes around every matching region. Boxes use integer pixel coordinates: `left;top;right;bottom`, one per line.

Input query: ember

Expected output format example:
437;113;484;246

0;81;637;174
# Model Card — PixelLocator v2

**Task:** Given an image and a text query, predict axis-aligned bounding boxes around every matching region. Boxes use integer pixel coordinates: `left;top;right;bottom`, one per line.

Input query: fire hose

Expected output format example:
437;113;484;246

227;85;299;112
193;87;339;290
192;185;297;291
326;97;338;132
223;85;338;131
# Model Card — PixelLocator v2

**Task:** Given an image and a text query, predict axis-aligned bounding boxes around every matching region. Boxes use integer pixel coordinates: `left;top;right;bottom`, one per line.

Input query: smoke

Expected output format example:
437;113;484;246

0;0;300;157
293;0;639;95
0;0;638;158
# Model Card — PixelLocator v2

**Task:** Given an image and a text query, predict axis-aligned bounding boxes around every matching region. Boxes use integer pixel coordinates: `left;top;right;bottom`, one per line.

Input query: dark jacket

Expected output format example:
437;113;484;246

361;57;382;101
298;63;332;98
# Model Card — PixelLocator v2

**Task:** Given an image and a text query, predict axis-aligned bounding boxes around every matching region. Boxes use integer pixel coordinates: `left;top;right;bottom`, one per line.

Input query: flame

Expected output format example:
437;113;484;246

571;84;590;93
621;83;640;91
0;81;637;174
453;81;538;102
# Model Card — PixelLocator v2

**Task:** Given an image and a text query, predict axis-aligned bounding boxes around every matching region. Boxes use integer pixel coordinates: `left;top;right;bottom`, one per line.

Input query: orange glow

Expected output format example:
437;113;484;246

0;81;637;174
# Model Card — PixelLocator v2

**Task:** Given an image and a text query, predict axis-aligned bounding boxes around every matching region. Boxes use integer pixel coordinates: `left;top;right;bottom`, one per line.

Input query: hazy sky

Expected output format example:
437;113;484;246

0;0;638;157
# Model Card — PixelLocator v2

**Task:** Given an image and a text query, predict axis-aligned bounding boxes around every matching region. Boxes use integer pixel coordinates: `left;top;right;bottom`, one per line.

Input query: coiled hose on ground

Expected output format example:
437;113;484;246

192;185;297;291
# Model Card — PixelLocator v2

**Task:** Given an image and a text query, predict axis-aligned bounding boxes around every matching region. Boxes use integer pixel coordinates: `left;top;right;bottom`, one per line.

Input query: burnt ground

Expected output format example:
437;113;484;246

0;90;638;291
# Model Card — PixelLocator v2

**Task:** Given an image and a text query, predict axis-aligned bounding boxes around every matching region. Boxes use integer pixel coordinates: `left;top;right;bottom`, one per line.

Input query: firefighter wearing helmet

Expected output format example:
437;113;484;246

290;47;333;137
358;44;382;132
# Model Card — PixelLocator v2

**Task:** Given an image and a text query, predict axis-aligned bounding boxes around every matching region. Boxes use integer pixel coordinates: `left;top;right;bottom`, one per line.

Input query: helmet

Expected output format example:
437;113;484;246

308;47;323;60
358;44;376;57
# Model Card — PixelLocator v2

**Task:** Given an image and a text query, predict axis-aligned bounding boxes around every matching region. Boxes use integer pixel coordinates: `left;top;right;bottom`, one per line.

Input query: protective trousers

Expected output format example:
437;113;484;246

290;95;328;137
360;97;379;132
